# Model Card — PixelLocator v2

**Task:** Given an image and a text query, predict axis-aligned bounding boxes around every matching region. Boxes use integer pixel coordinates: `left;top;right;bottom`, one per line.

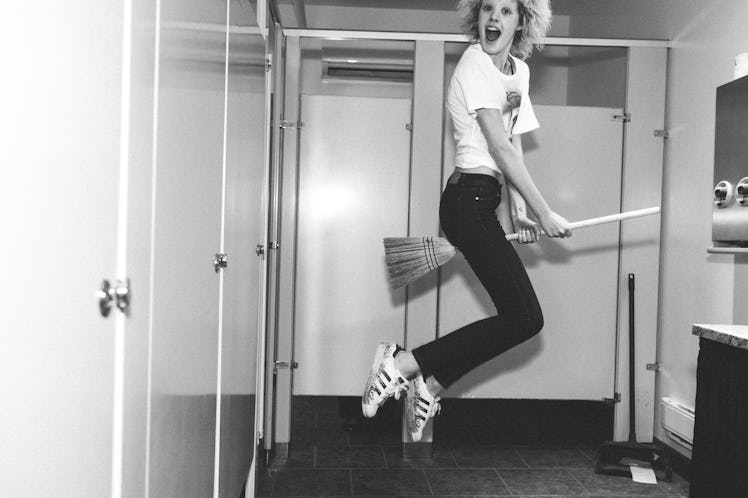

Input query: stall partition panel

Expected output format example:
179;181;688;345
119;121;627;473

293;94;411;396
439;105;624;400
217;26;266;498
148;13;226;497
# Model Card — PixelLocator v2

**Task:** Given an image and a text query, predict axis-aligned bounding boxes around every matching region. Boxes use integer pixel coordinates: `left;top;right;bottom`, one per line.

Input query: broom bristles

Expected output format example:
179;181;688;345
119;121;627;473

383;237;457;288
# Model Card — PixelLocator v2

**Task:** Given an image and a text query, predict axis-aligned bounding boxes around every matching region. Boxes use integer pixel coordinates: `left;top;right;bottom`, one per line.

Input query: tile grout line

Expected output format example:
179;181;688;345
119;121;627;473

349;468;354;497
566;467;593;495
492;467;512;496
421;468;435;496
514;447;531;469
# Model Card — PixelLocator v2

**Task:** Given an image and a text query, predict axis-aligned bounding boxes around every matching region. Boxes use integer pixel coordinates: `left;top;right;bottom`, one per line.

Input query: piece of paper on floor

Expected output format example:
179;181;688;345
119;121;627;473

630;465;658;484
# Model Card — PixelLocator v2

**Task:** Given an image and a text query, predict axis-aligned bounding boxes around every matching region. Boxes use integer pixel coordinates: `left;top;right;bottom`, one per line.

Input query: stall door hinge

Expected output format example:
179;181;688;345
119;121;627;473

280;120;304;130
273;360;299;373
602;393;621;405
405;122;413;131
265;54;272;72
95;278;131;317
612;112;631;123
653;129;669;138
646;362;661;371
213;253;228;272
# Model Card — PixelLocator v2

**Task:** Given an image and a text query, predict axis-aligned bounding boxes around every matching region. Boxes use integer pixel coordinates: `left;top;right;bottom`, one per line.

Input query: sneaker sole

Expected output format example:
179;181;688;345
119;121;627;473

361;343;388;418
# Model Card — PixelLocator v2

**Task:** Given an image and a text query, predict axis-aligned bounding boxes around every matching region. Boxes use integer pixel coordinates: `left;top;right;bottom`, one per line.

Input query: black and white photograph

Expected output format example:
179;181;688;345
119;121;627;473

2;0;747;496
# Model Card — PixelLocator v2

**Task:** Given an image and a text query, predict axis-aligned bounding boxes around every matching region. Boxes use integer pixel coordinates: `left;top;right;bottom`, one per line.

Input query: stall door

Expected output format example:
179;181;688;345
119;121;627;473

216;26;267;498
439;105;624;400
0;0;154;496
293;95;411;395
147;12;227;497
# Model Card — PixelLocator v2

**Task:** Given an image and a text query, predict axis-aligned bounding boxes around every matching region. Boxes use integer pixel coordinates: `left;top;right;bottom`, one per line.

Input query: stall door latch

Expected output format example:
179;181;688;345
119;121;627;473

96;279;131;317
273;360;299;373
214;253;228;272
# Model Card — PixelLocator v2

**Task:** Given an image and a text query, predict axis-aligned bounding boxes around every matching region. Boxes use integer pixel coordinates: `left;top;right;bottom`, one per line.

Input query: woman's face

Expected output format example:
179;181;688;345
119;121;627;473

477;0;523;57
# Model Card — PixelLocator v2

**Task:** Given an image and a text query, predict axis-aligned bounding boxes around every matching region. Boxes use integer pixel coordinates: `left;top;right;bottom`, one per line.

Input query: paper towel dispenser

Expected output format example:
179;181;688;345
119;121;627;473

712;74;748;246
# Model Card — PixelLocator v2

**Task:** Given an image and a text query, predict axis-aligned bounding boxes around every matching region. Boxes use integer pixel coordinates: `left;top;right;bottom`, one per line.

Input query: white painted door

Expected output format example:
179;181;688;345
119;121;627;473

439;105;624;400
0;1;153;497
147;7;227;497
216;20;267;498
293;95;412;396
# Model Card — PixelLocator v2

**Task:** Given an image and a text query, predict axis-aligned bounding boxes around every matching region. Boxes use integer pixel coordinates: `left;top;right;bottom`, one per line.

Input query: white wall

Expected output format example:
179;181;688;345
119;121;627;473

566;0;748;456
654;0;748;454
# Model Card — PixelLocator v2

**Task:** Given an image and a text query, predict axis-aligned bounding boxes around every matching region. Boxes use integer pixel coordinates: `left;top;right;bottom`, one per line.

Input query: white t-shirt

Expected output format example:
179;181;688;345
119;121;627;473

446;43;539;174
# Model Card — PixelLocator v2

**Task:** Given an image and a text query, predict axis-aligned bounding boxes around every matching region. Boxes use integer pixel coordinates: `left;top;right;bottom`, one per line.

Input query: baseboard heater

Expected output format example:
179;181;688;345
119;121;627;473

660;397;695;450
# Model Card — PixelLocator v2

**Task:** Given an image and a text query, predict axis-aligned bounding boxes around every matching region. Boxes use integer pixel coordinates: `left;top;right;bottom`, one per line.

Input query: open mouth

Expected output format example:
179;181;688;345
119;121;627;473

486;27;501;42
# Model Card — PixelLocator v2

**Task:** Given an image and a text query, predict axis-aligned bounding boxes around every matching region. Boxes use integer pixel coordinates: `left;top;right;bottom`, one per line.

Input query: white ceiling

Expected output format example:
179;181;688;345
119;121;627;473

271;0;636;31
268;0;673;42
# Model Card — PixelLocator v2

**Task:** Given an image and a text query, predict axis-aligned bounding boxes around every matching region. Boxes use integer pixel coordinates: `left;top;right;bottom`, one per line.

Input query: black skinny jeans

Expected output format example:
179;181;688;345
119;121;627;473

411;173;544;388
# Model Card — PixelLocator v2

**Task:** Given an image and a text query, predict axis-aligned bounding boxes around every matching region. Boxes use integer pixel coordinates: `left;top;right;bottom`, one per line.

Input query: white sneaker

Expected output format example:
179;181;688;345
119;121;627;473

407;374;441;442
361;343;409;418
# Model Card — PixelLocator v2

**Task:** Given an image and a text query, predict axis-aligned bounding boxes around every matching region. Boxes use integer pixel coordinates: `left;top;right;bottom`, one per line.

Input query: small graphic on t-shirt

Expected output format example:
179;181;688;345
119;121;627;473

505;91;521;135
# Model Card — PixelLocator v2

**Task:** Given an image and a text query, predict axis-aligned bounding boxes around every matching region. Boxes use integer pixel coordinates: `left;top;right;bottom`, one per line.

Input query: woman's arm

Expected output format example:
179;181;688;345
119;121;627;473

506;136;540;243
476;107;571;238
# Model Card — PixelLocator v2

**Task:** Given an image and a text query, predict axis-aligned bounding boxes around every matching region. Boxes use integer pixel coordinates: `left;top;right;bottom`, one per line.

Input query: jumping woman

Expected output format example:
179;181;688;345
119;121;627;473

362;0;573;442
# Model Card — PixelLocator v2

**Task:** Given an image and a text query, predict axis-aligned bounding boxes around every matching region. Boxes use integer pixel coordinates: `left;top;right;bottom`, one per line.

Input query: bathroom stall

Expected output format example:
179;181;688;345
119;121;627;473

268;32;667;452
3;0;273;496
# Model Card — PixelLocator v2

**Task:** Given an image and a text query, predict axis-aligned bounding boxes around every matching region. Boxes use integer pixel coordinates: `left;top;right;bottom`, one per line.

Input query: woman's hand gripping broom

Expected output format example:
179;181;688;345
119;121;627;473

383;206;660;289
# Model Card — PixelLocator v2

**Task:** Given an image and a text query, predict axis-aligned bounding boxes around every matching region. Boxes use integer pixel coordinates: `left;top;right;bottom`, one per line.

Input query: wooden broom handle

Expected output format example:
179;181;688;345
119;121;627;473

505;206;661;241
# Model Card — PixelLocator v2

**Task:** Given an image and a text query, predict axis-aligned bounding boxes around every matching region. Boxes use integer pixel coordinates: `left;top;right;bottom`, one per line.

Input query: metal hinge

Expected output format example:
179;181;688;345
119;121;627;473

269;241;280;250
612;113;631;122
654;129;669;138
280;120;304;130
602;393;621;405
405;123;413;131
265;54;272;72
95;278;131;317
646;362;661;371
273;360;299;373
213;253;228;272
255;244;265;256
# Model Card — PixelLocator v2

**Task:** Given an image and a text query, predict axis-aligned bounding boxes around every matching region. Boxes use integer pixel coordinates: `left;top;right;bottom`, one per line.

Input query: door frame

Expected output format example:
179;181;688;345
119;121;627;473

270;31;667;449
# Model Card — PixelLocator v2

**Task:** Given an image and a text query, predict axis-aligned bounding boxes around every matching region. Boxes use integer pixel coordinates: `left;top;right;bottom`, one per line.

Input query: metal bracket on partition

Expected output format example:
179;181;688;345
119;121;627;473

646;362;661;371
612;113;631;122
273;360;299;373
654;129;669;138
280;120;304;130
602;393;621;405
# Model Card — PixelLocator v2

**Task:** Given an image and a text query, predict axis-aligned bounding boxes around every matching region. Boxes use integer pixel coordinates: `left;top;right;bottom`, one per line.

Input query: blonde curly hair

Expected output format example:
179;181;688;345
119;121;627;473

457;0;552;60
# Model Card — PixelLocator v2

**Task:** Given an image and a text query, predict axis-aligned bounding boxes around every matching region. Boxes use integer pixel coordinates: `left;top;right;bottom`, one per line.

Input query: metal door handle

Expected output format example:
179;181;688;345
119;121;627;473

214;253;228;272
95;279;131;317
95;279;114;317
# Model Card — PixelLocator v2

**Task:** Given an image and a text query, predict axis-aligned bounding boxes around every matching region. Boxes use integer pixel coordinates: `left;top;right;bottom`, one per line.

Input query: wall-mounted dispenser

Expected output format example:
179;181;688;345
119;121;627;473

713;180;734;208
710;75;748;252
736;177;748;206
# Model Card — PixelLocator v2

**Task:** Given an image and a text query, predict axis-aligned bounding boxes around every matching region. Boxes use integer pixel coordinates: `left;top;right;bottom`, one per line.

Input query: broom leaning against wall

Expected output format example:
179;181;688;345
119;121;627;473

361;0;577;443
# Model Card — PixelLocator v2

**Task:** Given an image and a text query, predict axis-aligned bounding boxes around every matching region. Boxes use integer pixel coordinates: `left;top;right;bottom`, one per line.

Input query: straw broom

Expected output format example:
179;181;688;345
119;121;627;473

384;206;660;289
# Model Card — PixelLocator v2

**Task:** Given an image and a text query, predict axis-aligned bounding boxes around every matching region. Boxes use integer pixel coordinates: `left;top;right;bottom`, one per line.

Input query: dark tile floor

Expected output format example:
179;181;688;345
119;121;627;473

257;396;689;497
